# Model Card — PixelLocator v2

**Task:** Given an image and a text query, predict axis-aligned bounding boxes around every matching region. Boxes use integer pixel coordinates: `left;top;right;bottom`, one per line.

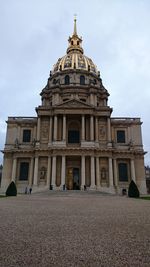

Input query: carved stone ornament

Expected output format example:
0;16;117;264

40;166;47;180
99;125;106;139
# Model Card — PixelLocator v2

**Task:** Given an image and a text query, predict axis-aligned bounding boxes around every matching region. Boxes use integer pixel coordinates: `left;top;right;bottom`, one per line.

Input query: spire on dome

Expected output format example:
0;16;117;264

73;14;77;35
67;16;83;54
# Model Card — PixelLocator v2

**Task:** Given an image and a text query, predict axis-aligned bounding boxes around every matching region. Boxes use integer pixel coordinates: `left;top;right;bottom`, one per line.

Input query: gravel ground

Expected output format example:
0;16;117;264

0;191;150;267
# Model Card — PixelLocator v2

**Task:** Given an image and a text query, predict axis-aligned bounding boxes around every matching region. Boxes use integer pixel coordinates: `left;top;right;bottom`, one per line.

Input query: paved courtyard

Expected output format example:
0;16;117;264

0;191;150;267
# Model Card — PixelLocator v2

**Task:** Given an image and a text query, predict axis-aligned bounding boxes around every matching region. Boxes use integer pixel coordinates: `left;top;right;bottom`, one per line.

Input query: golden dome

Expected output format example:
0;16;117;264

52;18;98;76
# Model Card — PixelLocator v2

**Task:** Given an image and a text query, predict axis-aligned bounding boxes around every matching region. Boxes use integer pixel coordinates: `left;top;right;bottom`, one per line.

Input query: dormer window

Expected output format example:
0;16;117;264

77;41;79;45
65;75;70;85
80;75;85;85
71;41;73;45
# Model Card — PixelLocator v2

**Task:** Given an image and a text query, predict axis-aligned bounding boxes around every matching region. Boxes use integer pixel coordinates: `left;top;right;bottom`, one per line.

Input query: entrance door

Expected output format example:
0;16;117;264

73;168;80;190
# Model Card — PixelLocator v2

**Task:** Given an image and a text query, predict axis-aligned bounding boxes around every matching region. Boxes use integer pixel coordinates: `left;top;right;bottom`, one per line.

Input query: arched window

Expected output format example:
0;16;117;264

80;75;85;85
64;75;70;85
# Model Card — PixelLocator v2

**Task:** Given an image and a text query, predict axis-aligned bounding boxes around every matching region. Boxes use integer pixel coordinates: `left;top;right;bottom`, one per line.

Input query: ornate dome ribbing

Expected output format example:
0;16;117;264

52;18;98;76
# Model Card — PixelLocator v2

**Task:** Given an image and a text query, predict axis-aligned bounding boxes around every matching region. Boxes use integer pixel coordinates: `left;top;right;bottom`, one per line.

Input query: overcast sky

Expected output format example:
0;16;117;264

0;0;150;165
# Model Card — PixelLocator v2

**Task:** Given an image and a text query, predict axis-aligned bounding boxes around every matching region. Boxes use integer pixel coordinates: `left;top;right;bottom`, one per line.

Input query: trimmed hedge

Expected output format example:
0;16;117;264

128;180;140;198
6;181;17;196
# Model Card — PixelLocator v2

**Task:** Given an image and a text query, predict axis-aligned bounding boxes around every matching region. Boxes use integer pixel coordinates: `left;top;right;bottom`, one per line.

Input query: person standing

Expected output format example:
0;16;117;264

29;187;32;194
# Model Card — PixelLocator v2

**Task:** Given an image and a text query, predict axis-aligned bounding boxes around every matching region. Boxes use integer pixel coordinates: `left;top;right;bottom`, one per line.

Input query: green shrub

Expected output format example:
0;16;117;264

128;180;140;198
6;181;17;196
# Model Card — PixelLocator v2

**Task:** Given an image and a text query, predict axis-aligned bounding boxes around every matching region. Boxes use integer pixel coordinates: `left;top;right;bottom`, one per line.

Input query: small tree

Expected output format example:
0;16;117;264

128;180;140;198
6;181;17;196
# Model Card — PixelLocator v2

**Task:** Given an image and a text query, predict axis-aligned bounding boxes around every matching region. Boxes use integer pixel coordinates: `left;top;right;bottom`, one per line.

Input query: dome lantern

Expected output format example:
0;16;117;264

67;16;84;54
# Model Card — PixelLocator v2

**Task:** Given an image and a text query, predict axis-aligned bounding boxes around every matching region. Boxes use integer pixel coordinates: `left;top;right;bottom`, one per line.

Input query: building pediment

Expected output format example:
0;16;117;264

55;99;94;109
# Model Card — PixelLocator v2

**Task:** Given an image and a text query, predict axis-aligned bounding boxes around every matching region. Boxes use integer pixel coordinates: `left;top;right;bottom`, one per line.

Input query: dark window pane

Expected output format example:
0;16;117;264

117;130;125;143
118;163;128;181
68;130;80;143
80;75;85;85
65;75;70;85
23;130;31;142
19;162;29;181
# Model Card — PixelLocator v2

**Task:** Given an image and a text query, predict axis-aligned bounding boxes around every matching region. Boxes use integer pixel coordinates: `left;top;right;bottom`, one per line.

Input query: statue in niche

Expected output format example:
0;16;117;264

14;138;19;148
101;167;106;180
99;126;106;138
40;166;46;180
32;138;36;147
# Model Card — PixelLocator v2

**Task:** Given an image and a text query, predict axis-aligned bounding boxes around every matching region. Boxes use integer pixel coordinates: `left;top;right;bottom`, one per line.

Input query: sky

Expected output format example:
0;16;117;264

0;0;150;165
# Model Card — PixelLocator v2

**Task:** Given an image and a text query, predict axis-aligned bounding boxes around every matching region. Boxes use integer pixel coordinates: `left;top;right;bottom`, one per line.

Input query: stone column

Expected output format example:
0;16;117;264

96;157;100;188
49;116;53;144
53;115;58;141
95;117;99;142
113;158;118;188
51;156;56;188
62;115;66;141
90;156;95;189
47;156;51;188
108;157;114;187
29;157;34;187
81;115;85;141
90;116;94;141
61;156;66;188
11;158;17;182
81;156;85;189
107;118;111;146
33;125;37;141
33;157;39;186
37;117;41;141
131;159;136;182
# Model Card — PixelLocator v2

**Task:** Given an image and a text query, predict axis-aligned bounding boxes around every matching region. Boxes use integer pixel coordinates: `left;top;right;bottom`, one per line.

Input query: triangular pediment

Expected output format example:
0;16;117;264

55;99;94;109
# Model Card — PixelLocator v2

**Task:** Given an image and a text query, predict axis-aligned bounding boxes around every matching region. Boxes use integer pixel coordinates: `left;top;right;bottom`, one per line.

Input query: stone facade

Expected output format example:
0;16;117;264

1;19;147;194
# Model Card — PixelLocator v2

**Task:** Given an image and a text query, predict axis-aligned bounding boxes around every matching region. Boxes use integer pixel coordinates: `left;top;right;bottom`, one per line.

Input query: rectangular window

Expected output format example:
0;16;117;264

19;162;29;181
68;130;80;143
23;129;31;142
117;130;125;143
118;163;128;182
